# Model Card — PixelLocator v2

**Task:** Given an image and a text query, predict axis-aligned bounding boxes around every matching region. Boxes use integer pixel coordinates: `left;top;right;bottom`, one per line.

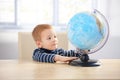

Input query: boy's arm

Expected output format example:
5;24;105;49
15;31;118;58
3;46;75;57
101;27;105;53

57;48;90;62
33;50;77;63
54;55;78;62
56;48;81;57
33;51;55;63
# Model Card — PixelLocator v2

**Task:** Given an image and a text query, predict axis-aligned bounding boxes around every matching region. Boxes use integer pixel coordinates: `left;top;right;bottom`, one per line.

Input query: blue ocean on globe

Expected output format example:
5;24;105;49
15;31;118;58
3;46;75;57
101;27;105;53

68;12;104;50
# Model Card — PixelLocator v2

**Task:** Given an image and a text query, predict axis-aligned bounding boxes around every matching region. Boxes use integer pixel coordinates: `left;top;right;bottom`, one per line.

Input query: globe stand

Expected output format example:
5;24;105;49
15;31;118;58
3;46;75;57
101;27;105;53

69;59;100;67
69;54;100;67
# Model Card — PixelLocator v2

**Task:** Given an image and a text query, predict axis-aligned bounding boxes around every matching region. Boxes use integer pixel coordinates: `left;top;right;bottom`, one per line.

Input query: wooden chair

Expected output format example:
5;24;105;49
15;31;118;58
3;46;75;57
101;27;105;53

18;32;68;61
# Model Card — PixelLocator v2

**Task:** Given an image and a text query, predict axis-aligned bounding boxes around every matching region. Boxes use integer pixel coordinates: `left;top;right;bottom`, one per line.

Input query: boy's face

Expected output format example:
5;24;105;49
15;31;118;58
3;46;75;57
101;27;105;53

38;29;58;50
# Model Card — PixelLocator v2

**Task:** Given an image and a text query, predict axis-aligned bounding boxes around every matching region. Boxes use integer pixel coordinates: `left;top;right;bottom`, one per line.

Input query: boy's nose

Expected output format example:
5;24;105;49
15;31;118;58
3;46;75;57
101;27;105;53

53;38;58;42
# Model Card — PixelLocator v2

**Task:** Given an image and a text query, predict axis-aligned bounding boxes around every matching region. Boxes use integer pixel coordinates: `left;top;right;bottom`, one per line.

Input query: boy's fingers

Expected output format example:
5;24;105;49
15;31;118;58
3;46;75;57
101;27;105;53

66;57;78;61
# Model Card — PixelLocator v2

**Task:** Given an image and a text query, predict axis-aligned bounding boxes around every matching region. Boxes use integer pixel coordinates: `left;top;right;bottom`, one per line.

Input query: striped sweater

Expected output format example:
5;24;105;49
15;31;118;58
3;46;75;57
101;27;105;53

32;48;82;63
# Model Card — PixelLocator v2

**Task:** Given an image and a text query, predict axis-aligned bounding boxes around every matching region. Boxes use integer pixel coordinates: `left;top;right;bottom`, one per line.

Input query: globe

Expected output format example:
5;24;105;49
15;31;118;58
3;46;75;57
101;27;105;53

68;9;109;54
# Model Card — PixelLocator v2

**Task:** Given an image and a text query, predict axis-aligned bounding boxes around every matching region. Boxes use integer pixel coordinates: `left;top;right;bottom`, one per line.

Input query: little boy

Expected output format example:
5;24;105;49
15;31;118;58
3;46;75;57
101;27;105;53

32;24;89;63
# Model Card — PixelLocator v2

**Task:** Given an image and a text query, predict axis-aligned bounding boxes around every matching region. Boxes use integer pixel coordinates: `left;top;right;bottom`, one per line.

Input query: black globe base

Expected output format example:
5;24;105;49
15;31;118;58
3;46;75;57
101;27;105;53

69;59;100;67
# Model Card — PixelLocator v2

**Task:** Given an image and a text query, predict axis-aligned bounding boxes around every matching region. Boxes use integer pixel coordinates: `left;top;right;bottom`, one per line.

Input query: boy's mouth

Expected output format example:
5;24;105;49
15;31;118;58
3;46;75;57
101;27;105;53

52;43;57;46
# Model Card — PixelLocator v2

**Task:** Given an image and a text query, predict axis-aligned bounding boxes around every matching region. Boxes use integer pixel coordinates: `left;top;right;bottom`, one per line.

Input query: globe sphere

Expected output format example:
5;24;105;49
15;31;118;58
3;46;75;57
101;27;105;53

68;9;109;53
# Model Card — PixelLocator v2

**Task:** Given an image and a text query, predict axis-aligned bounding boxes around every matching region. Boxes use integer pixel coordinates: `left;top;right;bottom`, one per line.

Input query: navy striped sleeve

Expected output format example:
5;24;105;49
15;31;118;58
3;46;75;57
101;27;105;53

32;50;56;63
56;48;81;57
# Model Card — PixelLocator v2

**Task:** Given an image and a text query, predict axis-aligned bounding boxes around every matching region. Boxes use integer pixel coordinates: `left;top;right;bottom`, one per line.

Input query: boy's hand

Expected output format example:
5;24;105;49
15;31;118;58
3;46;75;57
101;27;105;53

54;55;78;62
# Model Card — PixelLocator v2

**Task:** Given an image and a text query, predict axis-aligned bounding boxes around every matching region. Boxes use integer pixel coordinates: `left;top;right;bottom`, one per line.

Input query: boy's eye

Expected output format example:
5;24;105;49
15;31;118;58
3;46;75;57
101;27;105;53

48;37;51;40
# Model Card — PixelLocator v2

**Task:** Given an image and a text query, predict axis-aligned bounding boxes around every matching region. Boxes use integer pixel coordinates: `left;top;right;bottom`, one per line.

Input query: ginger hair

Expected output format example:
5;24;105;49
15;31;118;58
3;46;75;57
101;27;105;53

32;24;53;41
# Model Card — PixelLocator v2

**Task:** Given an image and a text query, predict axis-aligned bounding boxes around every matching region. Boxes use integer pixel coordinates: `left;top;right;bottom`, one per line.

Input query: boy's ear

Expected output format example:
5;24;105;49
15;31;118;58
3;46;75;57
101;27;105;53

36;40;42;48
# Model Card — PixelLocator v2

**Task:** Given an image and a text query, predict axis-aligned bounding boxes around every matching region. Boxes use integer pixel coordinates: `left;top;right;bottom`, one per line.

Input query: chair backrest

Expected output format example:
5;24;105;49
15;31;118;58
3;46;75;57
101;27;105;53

18;32;68;61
